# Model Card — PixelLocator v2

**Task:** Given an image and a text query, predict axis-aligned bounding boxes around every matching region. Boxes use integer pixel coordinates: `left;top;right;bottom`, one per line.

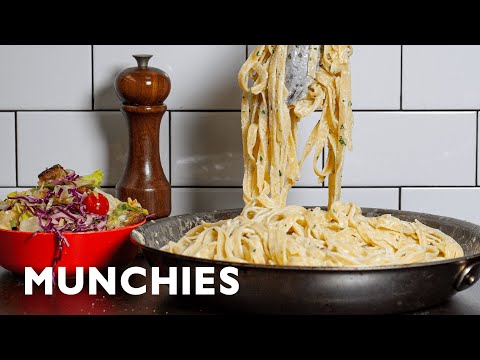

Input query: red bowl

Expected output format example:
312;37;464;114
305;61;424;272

0;220;145;276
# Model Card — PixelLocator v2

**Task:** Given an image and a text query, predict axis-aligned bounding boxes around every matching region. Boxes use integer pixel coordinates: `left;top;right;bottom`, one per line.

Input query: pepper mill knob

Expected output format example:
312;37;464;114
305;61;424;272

114;54;171;219
115;54;171;106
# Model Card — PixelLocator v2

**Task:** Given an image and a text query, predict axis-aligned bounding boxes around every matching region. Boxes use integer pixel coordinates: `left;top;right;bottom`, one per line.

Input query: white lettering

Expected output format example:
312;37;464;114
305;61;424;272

121;266;146;295
23;266;240;296
195;267;215;295
89;267;116;295
220;267;239;295
151;267;177;295
58;267;84;295
24;267;53;295
182;267;190;295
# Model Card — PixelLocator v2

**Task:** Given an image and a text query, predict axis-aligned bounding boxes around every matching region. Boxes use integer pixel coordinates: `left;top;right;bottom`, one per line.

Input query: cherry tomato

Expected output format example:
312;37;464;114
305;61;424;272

83;192;109;215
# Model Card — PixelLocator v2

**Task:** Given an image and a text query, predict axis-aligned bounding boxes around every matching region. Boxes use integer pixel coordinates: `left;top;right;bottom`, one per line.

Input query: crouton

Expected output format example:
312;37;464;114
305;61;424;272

38;164;67;184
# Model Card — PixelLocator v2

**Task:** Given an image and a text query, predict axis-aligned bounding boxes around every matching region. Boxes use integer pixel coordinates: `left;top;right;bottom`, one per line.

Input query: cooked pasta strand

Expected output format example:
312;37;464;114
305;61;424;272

162;45;464;267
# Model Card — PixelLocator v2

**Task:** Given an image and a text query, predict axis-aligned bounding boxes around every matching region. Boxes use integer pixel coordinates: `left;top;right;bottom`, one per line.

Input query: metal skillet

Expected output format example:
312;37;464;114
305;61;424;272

131;207;480;314
133;46;480;313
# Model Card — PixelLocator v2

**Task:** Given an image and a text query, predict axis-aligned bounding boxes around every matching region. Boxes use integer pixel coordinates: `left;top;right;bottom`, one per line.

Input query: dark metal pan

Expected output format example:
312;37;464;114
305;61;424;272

131;208;480;314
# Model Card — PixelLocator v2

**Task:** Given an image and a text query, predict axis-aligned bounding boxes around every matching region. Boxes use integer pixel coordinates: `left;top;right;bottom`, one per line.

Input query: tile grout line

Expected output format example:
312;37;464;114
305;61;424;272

3;185;480;190
476;111;479;186
168;111;172;184
398;187;402;210
400;45;403;110
2;109;480;113
167;185;480;190
14;112;18;187
91;45;95;110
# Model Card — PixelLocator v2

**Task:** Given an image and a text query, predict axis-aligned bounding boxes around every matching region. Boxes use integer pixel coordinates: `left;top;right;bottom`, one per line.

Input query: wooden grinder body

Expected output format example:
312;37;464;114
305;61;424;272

114;55;171;218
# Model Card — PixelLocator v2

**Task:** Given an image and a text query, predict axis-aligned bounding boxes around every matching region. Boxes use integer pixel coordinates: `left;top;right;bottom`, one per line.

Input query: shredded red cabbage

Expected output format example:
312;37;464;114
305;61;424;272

65;170;80;182
8;170;107;272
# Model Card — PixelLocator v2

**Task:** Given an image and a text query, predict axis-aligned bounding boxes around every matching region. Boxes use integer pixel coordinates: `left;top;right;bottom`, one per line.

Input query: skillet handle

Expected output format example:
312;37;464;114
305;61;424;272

455;261;480;291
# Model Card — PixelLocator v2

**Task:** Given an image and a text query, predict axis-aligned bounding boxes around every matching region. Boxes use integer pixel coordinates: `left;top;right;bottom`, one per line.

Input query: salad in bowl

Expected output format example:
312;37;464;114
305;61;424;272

0;165;148;275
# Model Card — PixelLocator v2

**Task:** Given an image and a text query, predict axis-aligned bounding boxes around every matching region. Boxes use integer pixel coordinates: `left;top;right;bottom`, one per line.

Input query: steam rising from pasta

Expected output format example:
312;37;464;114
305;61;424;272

162;45;464;266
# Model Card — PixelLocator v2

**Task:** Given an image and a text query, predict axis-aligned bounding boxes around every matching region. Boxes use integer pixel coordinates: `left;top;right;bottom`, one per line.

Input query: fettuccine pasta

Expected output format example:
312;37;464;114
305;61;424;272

162;45;464;266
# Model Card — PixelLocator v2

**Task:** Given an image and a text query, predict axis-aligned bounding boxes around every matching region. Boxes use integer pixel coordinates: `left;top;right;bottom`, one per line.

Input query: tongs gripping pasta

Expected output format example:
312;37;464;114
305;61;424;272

285;45;322;105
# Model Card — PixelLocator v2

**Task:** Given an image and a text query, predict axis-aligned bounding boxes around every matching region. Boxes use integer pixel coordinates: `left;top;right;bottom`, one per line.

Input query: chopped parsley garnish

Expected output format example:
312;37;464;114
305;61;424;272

340;124;344;129
288;54;292;59
279;170;282;176
339;136;347;146
260;156;263;162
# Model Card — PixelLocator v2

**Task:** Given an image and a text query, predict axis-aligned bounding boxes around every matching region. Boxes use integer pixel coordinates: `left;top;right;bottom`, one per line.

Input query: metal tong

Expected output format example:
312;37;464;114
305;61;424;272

285;45;322;106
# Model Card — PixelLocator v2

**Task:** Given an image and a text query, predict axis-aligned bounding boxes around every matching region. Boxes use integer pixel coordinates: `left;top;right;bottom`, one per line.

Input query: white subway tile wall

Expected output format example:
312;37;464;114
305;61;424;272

94;45;245;110
351;45;401;110
403;46;480;109
295;111;325;186
0;189;17;202
0;113;16;186
402;188;480;225
16;112;169;187
0;46;92;110
1;45;480;224
341;112;477;186
171;112;243;186
287;188;399;209
172;188;244;216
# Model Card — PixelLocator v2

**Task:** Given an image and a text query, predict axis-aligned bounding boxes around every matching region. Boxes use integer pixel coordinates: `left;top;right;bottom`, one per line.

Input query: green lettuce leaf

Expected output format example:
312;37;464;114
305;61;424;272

0;212;11;230
19;217;42;232
76;169;104;189
0;202;33;230
7;191;18;198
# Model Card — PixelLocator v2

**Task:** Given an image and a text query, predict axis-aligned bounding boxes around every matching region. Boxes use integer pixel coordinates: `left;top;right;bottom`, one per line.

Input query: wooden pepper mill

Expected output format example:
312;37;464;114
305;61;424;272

114;54;171;218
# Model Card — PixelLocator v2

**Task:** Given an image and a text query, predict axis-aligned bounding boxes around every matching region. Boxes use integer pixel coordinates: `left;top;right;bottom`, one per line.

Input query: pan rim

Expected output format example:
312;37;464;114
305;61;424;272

133;206;480;272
